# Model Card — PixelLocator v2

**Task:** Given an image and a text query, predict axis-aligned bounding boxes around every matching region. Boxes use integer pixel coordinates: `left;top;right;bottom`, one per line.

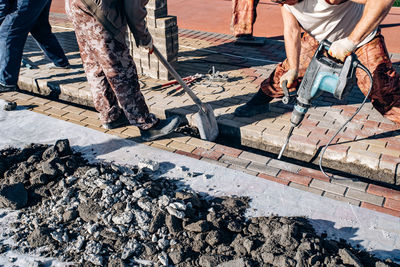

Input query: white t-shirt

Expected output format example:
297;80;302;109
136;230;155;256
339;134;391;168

284;0;377;47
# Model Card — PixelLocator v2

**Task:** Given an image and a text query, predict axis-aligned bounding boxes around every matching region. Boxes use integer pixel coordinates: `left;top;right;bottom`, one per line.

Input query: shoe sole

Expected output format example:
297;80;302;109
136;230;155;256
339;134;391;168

141;117;181;141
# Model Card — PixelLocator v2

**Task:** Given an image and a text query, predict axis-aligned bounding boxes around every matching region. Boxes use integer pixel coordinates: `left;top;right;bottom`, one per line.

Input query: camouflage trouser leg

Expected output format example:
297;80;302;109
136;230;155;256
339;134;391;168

260;32;400;126
66;0;158;129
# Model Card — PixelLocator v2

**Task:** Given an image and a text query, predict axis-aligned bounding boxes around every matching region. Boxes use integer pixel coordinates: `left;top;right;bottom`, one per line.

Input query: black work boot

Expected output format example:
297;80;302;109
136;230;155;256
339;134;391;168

140;115;181;141
0;83;18;93
234;89;272;117
102;113;129;130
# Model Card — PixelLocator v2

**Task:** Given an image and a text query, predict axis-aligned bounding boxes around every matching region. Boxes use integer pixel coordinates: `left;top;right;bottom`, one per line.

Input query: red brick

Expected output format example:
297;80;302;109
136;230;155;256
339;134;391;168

192;147;223;161
277;170;312;186
379;122;399;131
361;202;400;218
386;141;400;151
300;119;318;127
175;150;202;160
297;168;331;182
384;198;400;212
362;120;379;129
367;184;400;201
213;144;242;158
258;173;290;186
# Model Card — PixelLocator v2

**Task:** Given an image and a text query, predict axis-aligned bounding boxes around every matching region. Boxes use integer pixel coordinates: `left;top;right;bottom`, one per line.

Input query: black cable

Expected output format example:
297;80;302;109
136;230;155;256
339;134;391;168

319;62;373;178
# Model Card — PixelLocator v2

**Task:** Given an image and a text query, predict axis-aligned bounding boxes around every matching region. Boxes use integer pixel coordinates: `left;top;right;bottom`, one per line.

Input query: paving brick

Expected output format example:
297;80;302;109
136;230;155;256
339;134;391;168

193;147;223;161
80;110;99;119
228;164;258;176
289;182;324;196
367;184;400;201
186;137;215;150
62;105;86;114
45;107;68;117
121;126;141;137
384;198;400;212
167;141;196;153
345;188;384;206
47;101;68;109
219;155;250;169
323;192;361;206
153;138;173;147
200;157;229;168
175;150;201;160
297;168;330;182
239;151;271;164
258;173;289;186
330;177;368;192
277;170;312;186
361;202;400;218
150;143;176;152
309;179;347;195
81;117;102;127
268;159;301;173
213;144;243;158
63;112;86;123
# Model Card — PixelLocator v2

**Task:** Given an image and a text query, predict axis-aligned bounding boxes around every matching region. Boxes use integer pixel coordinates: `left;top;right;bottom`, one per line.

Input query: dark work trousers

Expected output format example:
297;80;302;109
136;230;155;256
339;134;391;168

66;0;158;129
260;32;400;126
0;0;69;86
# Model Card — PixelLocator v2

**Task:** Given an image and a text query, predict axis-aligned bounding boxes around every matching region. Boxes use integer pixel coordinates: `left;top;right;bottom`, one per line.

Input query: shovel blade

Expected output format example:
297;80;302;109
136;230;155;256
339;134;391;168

194;103;219;141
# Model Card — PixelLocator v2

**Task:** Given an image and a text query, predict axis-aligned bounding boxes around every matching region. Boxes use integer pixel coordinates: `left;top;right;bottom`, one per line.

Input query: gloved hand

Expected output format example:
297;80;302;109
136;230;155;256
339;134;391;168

280;69;298;88
328;37;357;62
141;38;154;54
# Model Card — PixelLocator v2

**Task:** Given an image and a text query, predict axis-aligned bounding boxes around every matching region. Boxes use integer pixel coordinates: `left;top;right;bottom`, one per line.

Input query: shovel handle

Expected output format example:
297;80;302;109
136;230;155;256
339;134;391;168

153;46;205;110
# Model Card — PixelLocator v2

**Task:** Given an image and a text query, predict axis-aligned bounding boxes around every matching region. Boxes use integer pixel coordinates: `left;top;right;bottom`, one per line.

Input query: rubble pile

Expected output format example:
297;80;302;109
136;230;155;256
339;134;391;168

0;140;396;266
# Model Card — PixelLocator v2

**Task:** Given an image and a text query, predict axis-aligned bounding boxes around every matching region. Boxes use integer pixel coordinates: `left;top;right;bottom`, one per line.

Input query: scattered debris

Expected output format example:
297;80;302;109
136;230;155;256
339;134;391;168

0;140;396;266
3;101;17;111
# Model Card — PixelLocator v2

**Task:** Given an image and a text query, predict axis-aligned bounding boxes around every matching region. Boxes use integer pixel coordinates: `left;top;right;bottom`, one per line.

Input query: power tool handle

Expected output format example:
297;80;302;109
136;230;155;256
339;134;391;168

281;80;291;104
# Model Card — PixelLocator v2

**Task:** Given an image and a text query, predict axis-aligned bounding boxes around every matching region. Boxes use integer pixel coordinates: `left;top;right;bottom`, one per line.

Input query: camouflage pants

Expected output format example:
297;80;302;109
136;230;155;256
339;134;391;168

260;32;400;126
231;0;259;37
66;0;158;129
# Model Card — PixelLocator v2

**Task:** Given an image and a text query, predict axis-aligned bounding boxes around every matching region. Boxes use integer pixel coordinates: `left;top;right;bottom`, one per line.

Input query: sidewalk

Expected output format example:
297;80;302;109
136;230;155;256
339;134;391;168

1;13;400;218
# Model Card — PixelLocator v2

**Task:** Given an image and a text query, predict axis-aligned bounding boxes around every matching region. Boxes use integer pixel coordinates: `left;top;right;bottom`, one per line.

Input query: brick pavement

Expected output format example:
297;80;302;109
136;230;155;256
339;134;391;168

1;14;400;217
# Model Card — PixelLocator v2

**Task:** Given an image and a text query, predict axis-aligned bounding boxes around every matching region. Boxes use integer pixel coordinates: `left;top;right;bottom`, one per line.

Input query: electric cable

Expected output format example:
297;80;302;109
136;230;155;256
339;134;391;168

319;62;373;178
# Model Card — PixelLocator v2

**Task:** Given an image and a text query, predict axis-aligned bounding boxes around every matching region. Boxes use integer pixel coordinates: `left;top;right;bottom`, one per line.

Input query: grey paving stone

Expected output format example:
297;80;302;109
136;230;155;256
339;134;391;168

330;176;368;192
345;189;384;206
239;151;271;164
323;192;361;206
289;182;324;196
309;179;347;196
219;155;250;169
268;159;301;173
228;165;258;177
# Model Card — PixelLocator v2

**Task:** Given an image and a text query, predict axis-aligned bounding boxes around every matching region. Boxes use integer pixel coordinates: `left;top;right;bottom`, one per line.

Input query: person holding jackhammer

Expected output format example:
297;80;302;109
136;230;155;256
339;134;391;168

65;0;180;141
234;0;400;126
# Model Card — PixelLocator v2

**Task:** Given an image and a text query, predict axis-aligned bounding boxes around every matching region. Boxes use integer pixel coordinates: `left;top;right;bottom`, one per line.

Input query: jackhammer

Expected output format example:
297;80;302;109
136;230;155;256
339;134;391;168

277;40;373;177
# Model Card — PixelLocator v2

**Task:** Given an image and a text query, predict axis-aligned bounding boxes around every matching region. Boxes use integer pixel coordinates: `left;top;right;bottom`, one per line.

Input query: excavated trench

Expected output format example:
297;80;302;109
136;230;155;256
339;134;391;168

0;140;397;266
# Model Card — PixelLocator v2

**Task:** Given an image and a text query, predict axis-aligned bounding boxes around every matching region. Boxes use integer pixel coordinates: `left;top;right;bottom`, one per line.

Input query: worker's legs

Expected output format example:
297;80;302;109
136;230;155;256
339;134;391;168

234;33;319;117
66;0;158;129
231;0;259;37
0;0;49;86
355;32;400;126
0;0;13;25
30;0;69;67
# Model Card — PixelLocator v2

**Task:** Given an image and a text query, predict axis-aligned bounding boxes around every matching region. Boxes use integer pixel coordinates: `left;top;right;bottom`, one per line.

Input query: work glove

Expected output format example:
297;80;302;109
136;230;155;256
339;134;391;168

328;37;357;62
140;38;154;54
280;69;298;88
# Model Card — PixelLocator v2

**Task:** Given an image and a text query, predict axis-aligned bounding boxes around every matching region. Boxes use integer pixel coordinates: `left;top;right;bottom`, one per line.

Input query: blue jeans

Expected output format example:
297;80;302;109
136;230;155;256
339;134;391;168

0;0;69;86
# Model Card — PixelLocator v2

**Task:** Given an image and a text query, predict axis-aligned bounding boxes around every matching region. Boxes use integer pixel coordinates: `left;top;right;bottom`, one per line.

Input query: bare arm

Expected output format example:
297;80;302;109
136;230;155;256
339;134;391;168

281;6;302;71
348;0;394;44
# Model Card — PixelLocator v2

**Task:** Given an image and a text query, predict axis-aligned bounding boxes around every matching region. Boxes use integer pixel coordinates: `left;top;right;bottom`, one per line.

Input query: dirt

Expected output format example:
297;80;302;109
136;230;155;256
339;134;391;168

0;140;397;266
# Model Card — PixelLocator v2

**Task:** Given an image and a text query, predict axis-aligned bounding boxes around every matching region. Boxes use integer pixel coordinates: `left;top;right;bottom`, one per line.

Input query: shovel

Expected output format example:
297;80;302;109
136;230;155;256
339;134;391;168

153;46;219;141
